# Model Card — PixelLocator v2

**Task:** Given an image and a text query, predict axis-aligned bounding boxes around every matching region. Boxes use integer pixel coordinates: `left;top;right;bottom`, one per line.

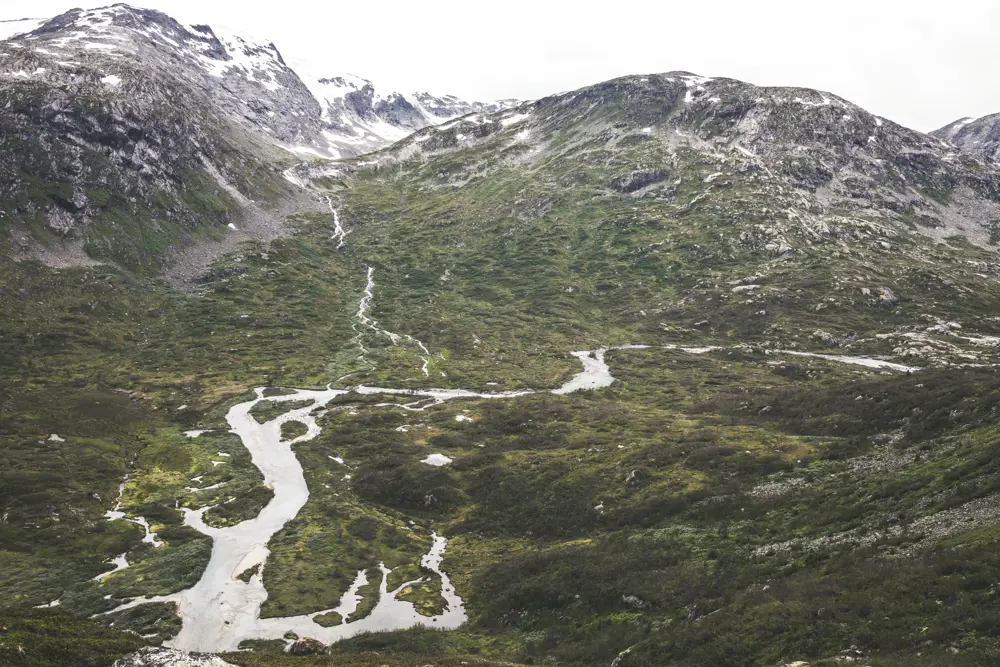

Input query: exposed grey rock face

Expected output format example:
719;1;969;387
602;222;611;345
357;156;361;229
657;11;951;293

15;4;324;146
0;4;307;272
112;647;237;667
932;113;1000;164
610;169;668;193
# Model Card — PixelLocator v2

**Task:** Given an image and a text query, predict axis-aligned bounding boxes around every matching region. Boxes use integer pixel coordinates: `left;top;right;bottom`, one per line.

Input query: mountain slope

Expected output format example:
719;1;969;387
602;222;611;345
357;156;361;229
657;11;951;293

0;4;310;275
292;72;1000;667
332;72;1000;370
0;4;511;275
298;71;518;157
6;19;1000;667
933;113;1000;164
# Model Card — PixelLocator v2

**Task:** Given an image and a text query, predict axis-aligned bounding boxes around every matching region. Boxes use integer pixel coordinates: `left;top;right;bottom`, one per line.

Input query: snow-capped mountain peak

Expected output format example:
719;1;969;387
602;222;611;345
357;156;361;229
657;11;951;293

2;4;323;147
292;66;520;157
0;3;517;158
186;21;301;97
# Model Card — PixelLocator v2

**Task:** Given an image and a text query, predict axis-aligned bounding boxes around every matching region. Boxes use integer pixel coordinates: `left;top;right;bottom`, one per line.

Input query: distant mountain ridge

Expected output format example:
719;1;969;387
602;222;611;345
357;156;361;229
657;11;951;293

297;71;519;157
0;16;47;41
933;113;1000;164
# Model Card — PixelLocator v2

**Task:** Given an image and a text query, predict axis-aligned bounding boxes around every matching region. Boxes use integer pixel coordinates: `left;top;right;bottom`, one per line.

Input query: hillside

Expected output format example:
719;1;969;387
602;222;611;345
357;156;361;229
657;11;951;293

4;8;1000;667
933;113;1000;165
0;4;508;278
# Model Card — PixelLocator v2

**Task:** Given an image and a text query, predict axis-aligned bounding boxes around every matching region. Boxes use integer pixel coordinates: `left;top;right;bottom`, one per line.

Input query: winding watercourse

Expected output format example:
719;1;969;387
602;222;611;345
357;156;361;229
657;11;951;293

94;202;919;652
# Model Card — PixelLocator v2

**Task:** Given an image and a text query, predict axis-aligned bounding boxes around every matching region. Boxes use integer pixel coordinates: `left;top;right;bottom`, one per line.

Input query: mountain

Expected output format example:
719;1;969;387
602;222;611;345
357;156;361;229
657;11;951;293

7;8;1000;667
0;4;309;275
376;73;1000;256
0;4;510;276
933;113;1000;164
348;72;1000;370
299;71;519;157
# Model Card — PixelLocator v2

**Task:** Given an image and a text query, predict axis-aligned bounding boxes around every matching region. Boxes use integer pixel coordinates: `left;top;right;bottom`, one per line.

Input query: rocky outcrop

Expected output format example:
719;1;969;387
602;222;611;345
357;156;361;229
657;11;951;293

289;637;327;655
113;647;237;667
610;169;668;193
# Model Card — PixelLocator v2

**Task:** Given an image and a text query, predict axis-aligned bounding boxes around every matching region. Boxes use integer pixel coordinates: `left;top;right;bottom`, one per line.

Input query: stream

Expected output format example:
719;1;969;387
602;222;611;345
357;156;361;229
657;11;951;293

97;344;642;651
94;251;920;652
97;339;916;651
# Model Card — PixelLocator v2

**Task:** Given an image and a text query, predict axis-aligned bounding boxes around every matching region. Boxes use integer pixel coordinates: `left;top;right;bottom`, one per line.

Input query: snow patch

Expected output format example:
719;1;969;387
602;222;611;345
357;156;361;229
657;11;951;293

500;112;531;127
421;453;453;467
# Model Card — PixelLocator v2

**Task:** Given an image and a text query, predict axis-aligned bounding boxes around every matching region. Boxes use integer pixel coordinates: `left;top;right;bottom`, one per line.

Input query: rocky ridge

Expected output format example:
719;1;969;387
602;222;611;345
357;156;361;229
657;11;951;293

377;72;1000;252
3;4;514;159
299;71;519;157
933;112;1000;165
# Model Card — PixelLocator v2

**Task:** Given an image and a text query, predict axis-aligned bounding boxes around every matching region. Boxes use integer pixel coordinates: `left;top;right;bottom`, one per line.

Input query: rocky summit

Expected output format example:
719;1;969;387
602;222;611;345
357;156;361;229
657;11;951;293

4;4;1000;667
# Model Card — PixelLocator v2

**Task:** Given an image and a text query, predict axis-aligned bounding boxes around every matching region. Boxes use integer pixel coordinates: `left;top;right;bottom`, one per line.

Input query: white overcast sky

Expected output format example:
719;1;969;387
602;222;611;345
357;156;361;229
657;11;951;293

5;0;999;131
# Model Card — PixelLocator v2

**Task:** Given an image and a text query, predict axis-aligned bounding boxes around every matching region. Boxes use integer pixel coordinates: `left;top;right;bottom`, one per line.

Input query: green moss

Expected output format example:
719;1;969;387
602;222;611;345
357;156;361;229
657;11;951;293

280;420;309;440
103;601;181;643
313;610;343;627
250;400;315;424
395;575;447;617
0;609;145;667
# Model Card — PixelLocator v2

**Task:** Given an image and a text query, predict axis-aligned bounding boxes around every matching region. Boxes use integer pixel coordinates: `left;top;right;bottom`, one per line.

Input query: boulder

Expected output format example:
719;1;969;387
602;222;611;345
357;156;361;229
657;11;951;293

289;637;326;655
